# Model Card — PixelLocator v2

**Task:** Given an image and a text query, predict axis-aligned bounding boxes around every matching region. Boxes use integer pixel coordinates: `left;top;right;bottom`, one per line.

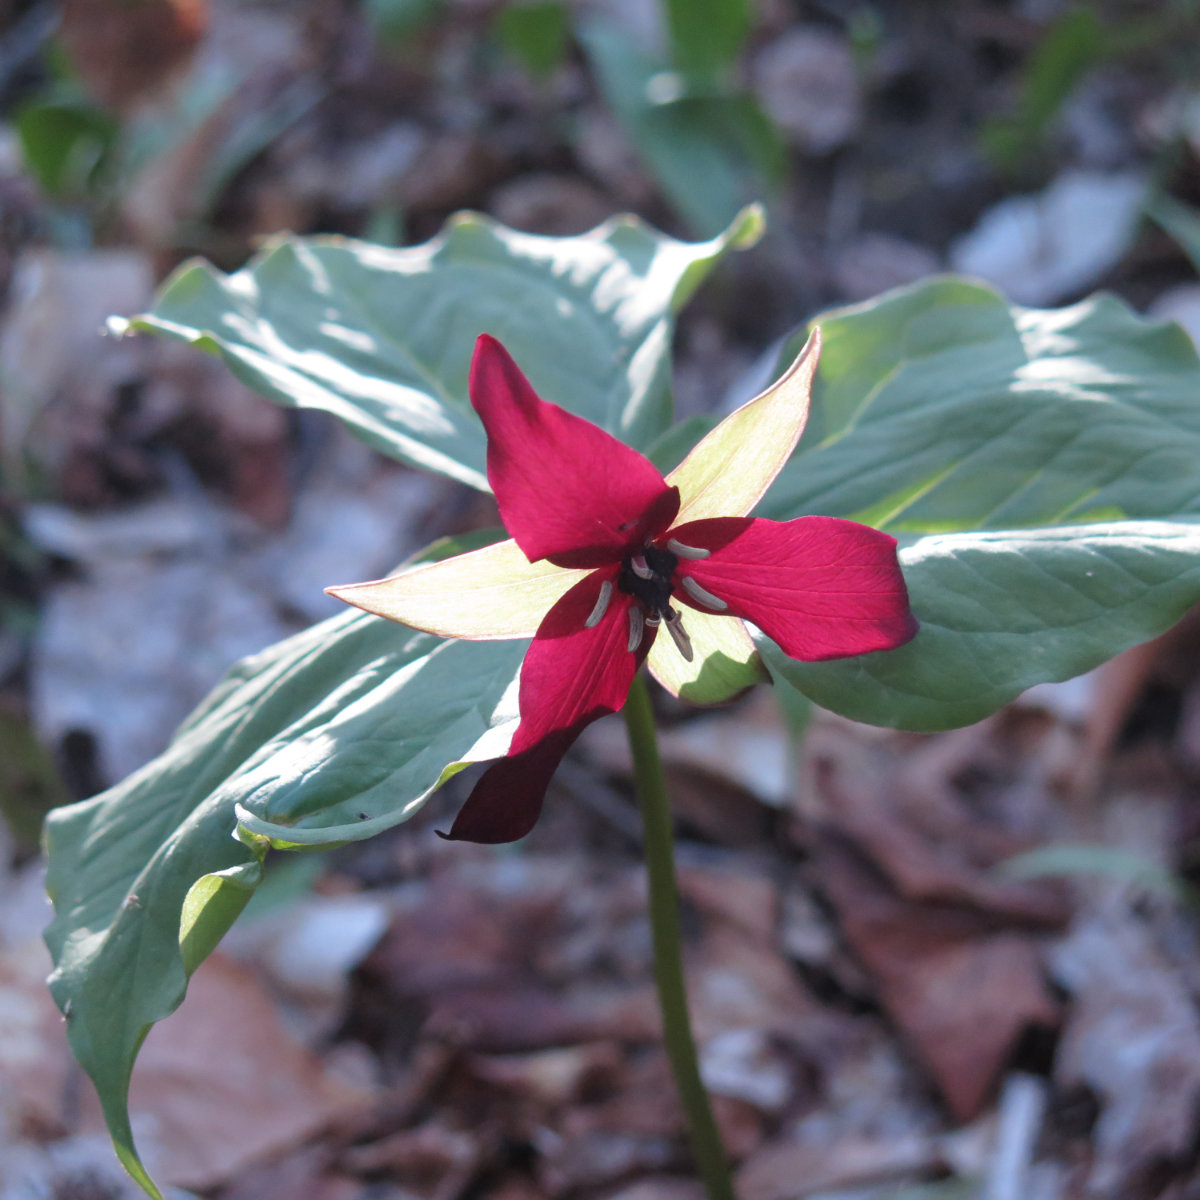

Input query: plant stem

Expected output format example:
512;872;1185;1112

621;672;736;1200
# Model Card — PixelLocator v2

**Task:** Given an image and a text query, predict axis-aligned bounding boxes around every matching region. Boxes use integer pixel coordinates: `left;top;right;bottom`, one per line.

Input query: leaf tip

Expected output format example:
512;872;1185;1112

728;203;767;249
114;1140;166;1200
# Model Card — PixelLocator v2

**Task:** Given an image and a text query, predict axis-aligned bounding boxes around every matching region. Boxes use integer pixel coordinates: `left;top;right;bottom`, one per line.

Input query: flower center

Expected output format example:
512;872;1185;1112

617;545;693;660
618;545;678;613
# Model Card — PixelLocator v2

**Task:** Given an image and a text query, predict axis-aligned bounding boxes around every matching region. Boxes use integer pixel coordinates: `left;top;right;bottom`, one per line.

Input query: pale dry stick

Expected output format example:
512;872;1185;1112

983;1072;1048;1200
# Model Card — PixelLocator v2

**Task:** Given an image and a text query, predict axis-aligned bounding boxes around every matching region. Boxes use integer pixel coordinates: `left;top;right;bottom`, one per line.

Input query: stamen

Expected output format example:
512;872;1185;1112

630;554;655;580
584;580;613;628
681;575;728;611
627;606;644;653
665;609;693;661
667;538;711;560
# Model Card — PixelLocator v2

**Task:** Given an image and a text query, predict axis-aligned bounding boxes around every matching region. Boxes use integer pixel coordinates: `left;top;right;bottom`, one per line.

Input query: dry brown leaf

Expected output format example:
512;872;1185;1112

59;0;207;112
677;863;777;946
817;836;1060;1121
1051;907;1200;1198
736;1130;940;1200
216;1146;361;1200
466;1043;626;1110
0;940;76;1141
804;720;1069;925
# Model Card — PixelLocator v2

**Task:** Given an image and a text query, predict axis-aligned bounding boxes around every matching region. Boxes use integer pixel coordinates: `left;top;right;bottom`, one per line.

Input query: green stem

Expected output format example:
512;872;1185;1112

621;672;736;1200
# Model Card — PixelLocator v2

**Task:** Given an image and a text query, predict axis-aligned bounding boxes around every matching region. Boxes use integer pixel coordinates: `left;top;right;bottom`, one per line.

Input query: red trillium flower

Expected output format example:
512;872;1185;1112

329;331;917;843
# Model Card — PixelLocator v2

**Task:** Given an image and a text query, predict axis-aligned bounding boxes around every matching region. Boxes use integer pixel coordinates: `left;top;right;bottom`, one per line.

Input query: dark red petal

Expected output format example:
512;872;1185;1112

470;335;679;565
671;516;919;662
441;727;580;843
441;570;654;843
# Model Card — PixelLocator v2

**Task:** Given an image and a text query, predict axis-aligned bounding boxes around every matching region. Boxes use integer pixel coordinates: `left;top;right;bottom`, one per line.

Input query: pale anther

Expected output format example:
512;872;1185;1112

630;554;655;580
681;576;728;611
665;610;694;662
585;580;613;628
627;606;644;653
667;538;710;560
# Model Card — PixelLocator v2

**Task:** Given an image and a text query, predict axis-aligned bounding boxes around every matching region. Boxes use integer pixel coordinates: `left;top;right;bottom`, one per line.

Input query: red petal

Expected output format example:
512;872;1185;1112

672;516;919;661
471;335;679;566
441;728;580;843
442;570;653;843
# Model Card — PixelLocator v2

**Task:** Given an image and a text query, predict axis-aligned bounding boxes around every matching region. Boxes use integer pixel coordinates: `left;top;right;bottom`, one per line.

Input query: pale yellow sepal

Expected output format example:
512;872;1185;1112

668;326;821;524
647;608;766;705
326;538;587;639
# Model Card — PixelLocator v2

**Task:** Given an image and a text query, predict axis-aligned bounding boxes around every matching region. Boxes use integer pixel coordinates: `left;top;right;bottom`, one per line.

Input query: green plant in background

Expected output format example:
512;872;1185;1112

998;843;1200;907
43;203;1200;1197
495;1;570;79
365;0;445;45
579;0;784;237
981;0;1200;174
980;6;1107;173
1148;192;1200;275
15;91;119;205
12;28;320;249
0;491;66;854
494;0;785;235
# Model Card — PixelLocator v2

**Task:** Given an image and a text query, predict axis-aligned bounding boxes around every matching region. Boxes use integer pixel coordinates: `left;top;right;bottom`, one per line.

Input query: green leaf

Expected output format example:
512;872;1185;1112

1146;192;1200;276
752;276;1200;728
118;207;763;489
0;707;70;852
761;278;1200;532
44;565;530;1194
663;0;750;81
762;521;1200;731
979;6;1106;171
644;412;716;474
495;1;569;78
365;0;444;42
16;99;117;197
996;843;1197;904
579;22;780;237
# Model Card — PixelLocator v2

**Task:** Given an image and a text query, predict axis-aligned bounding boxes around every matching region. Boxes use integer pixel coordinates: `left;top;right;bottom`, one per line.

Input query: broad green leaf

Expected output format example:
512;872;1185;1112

761;278;1200;532
45;566;530;1195
118;207;763;489
750;278;1200;728
579;22;780;237
759;522;1200;730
